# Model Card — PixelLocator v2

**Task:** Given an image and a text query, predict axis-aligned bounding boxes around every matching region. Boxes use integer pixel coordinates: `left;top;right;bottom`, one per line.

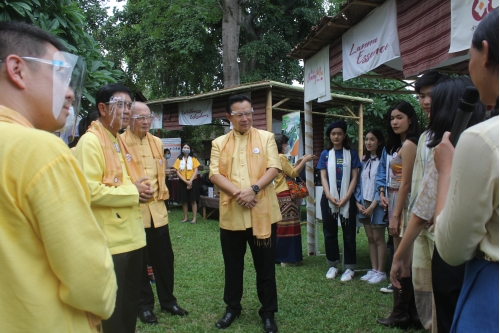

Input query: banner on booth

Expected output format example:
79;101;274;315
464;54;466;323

450;0;498;53
304;46;331;102
282;112;301;164
161;137;182;167
178;99;213;126
148;104;163;130
342;0;400;81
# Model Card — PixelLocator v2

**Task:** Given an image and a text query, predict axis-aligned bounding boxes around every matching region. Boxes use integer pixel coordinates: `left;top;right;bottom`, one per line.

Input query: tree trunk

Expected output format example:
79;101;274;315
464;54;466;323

222;0;241;88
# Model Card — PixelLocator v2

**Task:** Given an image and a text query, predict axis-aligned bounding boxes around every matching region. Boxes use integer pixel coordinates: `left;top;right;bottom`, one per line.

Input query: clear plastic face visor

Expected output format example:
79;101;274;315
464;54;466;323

130;111;154;135
108;97;134;131
53;52;86;143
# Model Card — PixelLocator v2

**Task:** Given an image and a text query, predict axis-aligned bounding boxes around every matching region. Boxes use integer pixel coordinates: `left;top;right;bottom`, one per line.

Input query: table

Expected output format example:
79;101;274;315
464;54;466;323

200;196;219;220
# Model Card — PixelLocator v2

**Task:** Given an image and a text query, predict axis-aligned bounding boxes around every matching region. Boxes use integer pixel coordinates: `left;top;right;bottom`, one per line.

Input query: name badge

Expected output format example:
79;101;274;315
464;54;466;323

114;177;119;183
159;159;163;165
253;148;260;154
125;154;132;162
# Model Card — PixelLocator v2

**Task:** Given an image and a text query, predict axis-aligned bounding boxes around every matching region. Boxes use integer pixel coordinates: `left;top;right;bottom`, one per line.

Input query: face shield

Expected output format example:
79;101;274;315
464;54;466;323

52;52;86;143
108;97;134;131
130;112;153;136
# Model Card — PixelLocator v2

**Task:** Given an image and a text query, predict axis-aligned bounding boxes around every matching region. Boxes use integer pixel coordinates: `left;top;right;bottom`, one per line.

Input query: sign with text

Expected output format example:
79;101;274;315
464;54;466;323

450;0;498;53
178;99;213;126
304;45;331;102
342;0;400;81
161;137;182;167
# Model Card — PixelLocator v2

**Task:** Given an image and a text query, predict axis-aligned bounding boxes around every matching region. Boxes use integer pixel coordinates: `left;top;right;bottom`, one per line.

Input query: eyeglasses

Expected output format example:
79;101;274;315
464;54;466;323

0;57;72;72
105;101;134;110
132;115;154;122
230;109;254;119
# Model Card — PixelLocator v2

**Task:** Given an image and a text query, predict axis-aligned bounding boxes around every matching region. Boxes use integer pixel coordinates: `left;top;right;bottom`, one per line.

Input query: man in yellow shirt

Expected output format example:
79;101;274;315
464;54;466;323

74;84;150;333
0;22;116;332
121;102;188;324
209;95;281;333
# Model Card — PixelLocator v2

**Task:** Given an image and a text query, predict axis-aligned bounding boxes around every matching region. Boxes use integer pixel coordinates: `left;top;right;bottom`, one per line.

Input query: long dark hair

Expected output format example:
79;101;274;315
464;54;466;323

472;7;498;69
427;77;485;148
363;128;385;161
385;101;420;154
177;142;194;160
275;134;289;154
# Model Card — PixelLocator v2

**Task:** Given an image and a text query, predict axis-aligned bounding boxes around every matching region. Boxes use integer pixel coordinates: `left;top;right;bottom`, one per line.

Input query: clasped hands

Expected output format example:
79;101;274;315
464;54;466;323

233;187;258;209
134;177;154;203
327;195;349;208
356;202;375;217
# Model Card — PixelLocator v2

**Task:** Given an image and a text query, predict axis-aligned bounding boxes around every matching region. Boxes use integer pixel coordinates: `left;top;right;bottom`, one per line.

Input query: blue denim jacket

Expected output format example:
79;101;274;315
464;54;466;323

355;157;386;224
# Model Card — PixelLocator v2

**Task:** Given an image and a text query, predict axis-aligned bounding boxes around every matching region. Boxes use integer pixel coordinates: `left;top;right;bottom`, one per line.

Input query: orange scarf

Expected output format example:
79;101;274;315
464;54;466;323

87;120;141;186
121;130;169;200
219;127;271;243
0;105;35;128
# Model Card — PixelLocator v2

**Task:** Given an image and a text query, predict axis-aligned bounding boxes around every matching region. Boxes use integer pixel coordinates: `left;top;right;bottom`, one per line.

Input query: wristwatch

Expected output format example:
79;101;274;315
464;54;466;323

251;184;260;195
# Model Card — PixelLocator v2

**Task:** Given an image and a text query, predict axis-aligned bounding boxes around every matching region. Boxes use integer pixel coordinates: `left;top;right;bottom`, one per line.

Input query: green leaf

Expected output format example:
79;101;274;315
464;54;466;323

90;60;104;72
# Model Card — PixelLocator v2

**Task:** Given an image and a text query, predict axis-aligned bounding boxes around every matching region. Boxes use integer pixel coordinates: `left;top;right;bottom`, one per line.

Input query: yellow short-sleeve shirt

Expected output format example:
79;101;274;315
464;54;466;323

173;156;200;180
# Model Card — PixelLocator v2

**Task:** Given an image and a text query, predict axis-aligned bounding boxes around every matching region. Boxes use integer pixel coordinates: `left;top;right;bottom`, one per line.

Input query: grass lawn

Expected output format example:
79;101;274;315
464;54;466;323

135;205;423;333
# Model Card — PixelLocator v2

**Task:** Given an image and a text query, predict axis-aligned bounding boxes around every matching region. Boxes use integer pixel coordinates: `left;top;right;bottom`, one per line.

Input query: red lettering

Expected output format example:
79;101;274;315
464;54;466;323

349;43;356;56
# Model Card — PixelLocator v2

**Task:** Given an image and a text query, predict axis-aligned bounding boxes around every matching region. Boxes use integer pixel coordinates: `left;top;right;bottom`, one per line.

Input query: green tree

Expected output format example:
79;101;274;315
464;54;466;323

102;0;327;98
0;0;122;114
102;0;223;99
239;0;326;84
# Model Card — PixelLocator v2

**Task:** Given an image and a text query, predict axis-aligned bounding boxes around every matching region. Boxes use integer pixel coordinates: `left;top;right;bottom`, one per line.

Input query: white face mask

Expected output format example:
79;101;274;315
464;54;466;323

282;145;289;154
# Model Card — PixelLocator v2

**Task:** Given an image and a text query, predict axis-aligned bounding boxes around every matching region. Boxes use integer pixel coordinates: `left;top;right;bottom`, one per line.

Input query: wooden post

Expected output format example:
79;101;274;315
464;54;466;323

266;88;272;131
304;100;315;255
358;104;364;158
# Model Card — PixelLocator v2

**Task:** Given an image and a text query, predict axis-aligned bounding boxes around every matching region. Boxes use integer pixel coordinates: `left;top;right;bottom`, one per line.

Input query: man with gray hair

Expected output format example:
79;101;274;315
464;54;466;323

121;102;188;325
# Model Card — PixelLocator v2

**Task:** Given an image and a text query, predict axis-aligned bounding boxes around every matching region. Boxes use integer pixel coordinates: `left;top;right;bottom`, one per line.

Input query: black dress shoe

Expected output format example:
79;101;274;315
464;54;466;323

215;312;240;329
161;304;188;316
263;318;278;333
138;310;158;324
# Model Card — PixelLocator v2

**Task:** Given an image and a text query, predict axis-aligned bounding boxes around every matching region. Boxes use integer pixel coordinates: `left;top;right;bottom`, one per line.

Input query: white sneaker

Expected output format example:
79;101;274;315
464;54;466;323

340;269;355;282
368;271;387;284
326;267;338;279
380;283;393;293
360;269;376;281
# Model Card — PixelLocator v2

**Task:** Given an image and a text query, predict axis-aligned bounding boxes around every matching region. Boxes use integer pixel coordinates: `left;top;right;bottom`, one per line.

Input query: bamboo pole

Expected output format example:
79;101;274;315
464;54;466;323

304;100;316;255
358;104;364;158
266;88;272;131
272;107;360;120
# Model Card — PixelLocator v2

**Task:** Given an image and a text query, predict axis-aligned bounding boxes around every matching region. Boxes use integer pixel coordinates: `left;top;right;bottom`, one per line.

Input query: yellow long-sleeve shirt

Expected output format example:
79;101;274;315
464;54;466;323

74;129;146;255
121;132;169;228
0;111;117;332
209;129;282;230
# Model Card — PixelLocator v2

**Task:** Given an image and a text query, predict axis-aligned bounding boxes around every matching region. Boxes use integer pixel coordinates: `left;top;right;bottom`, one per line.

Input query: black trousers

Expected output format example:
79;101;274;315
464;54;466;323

139;224;177;312
220;223;278;319
102;247;144;333
432;246;465;333
320;194;357;268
